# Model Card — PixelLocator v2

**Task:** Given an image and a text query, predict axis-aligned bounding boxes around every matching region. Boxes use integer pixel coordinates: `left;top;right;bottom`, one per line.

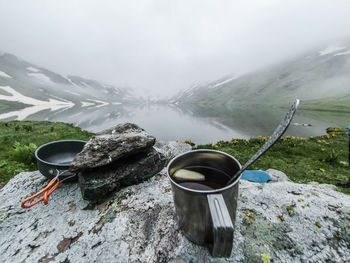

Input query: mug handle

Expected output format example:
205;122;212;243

207;194;234;257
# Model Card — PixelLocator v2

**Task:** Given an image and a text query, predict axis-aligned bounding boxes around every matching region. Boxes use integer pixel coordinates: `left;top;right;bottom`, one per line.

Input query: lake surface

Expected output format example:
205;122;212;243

0;103;349;144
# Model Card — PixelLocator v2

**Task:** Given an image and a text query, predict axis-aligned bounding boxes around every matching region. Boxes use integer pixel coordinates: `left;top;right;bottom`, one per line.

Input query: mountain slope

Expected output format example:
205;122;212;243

174;40;350;111
299;95;350;113
0;52;136;112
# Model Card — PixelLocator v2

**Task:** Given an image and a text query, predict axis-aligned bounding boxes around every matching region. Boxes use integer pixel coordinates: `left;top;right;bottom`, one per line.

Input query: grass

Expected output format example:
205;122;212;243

195;127;350;194
1;121;350;195
0;120;92;187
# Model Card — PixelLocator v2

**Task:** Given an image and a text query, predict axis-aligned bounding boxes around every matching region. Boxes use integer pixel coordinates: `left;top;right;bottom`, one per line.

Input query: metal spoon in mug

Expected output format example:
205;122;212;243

225;99;300;186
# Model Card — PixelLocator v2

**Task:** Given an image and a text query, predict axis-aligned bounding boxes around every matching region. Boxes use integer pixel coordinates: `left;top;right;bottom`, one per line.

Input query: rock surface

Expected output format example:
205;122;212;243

267;168;291;183
1;143;350;263
79;147;166;200
154;141;192;161
70;123;156;171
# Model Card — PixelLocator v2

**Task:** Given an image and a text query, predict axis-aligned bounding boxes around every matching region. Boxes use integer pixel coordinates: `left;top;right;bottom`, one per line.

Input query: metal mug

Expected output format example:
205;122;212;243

166;149;242;257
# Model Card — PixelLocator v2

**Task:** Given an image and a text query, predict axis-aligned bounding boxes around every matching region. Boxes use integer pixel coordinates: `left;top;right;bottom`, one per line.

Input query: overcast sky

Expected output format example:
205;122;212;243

0;0;350;97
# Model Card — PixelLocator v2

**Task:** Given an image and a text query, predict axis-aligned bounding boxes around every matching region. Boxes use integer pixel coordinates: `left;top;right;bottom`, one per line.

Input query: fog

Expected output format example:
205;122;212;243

0;0;349;97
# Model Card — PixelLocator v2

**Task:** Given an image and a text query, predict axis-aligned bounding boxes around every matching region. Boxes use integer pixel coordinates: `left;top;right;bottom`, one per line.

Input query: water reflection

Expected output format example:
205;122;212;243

179;104;350;139
1;102;349;143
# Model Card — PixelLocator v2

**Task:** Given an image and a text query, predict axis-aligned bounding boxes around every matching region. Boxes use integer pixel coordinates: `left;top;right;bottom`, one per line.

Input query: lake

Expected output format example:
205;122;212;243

0;103;348;144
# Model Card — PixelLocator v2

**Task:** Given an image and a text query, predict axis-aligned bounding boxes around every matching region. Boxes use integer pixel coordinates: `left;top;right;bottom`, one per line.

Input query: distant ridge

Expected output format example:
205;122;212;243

173;38;350;111
0;52;136;113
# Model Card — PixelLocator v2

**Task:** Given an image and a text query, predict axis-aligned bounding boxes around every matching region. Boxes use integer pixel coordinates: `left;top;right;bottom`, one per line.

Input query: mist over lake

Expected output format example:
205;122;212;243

1;1;350;144
1;45;350;144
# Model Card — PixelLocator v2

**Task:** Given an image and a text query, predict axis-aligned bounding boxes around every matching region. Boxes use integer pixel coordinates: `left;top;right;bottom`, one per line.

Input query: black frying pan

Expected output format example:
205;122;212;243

21;140;86;208
35;140;86;180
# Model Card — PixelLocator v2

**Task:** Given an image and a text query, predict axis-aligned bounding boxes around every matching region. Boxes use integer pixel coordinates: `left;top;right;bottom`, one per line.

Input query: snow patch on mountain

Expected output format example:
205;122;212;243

81;101;95;107
63;76;80;87
0;86;73;107
0;52;136;115
27;72;54;84
86;99;109;108
64;89;81;96
102;84;113;89
80;81;92;89
48;94;73;104
186;91;194;97
210;77;236;88
319;46;346;56
210;120;232;130
0;86;75;120
0;71;12;78
50;106;72;116
334;50;350;56
26;66;40;72
190;81;201;89
68;111;83;119
0;105;67;121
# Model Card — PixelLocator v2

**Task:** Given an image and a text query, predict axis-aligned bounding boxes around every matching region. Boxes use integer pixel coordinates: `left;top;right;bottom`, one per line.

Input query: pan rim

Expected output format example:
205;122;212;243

35;139;87;167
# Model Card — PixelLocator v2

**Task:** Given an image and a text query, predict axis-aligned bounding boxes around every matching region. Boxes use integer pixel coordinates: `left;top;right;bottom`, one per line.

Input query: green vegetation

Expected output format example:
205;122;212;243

1;121;350;195
195;127;350;194
300;96;350;113
0;121;92;187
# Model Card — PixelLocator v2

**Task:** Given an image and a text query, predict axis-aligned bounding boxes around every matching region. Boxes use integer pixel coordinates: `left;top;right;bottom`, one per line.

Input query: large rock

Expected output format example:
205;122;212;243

70;123;156;171
1;143;349;262
79;147;166;200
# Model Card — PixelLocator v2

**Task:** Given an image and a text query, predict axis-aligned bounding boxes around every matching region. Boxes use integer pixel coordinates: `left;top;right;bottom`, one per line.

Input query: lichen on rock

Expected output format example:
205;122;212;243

1;142;350;262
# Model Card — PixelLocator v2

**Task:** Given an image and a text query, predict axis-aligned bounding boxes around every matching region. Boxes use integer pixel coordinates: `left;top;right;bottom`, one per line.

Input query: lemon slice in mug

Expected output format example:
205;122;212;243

173;169;205;181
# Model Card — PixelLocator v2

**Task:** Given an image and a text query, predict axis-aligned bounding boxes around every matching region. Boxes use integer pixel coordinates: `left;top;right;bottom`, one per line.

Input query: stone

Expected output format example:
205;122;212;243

154;141;192;161
70;123;156;171
79;147;166;200
1;143;350;263
267;168;291;183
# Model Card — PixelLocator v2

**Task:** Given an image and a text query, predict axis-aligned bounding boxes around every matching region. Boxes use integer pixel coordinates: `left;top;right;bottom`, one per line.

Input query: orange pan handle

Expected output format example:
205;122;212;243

21;177;63;209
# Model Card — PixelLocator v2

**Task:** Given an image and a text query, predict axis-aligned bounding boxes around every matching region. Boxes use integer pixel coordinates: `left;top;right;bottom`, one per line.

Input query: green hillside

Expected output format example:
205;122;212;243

301;96;350;113
176;41;350;111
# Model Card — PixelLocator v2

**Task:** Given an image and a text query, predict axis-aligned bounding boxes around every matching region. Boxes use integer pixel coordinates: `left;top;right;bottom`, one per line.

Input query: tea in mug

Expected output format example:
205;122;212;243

172;166;231;190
